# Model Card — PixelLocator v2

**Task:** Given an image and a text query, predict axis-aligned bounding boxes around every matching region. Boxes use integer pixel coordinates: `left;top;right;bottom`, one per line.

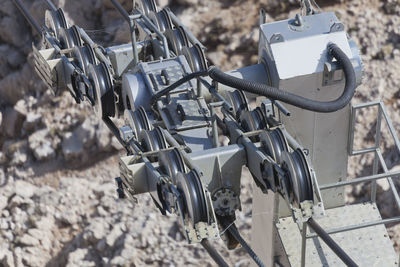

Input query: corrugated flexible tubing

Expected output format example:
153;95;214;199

208;43;356;113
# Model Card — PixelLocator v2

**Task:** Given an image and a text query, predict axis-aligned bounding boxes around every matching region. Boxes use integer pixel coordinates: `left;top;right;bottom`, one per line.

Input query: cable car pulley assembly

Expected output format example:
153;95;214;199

13;0;375;266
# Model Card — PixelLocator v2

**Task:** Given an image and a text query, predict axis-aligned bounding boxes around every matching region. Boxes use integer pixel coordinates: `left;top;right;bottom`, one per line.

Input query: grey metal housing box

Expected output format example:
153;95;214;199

258;12;363;214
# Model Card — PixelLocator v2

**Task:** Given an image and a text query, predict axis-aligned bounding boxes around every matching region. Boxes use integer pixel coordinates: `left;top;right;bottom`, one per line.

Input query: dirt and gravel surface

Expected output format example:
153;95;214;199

0;0;399;266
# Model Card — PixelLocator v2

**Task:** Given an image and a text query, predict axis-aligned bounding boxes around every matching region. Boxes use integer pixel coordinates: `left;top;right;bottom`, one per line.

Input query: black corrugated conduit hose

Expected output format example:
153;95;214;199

208;43;356;113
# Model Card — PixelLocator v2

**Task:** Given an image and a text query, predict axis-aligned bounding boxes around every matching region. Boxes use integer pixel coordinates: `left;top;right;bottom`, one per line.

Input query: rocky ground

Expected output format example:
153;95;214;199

0;0;399;266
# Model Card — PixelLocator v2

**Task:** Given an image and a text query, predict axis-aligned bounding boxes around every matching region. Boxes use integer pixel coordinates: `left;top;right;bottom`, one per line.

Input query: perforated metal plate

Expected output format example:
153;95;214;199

147;64;191;92
276;203;398;267
161;98;210;131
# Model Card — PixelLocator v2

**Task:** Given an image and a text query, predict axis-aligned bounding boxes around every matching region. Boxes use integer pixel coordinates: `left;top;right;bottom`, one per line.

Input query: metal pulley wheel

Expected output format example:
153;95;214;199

58;25;83;51
165;26;189;55
281;149;314;208
181;44;208;72
240;107;267;133
123;110;137;136
72;44;96;75
148;9;173;33
134;107;152;136
124;106;152;138
87;62;115;118
45;8;68;39
139;127;168;159
223;90;249;120
211;188;240;217
176;170;208;225
158;148;186;183
69;45;96;103
260;128;289;164
138;0;157;16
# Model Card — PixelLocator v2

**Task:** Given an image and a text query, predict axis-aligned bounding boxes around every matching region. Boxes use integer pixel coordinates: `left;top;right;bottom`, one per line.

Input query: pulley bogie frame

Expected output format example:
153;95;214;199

15;0;392;266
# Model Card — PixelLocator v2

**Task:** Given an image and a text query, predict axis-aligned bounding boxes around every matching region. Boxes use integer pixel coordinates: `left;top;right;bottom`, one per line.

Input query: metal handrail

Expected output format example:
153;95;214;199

319;169;400;189
307;215;400;239
349;101;400;203
303;100;400;252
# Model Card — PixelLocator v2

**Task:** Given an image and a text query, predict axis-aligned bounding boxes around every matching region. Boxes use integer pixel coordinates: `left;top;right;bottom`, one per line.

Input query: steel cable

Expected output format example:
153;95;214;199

221;219;266;267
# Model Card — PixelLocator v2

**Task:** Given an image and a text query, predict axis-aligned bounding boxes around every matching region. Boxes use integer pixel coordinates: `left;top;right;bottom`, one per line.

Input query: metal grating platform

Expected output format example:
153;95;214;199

277;203;398;266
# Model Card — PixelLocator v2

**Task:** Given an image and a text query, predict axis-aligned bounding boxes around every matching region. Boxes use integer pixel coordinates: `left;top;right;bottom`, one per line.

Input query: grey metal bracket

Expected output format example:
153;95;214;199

330;22;345;33
270;33;285;44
